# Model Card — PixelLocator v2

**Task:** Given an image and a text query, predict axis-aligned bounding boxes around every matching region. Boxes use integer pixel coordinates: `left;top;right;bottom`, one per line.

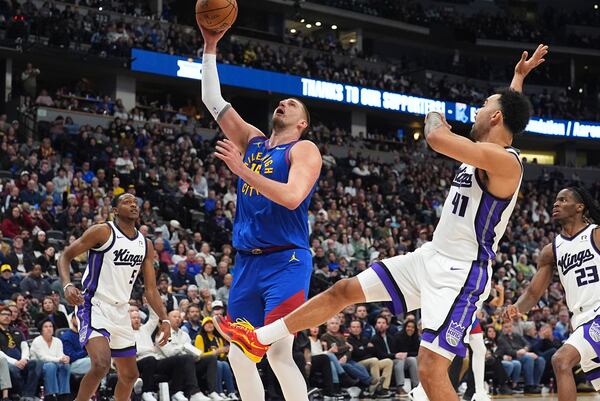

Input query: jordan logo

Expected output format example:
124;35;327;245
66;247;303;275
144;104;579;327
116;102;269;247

289;252;300;263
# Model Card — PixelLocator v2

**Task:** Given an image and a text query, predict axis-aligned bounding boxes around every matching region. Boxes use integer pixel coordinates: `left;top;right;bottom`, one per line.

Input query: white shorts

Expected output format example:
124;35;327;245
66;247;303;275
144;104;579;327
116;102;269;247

565;318;600;390
357;242;491;360
76;296;136;358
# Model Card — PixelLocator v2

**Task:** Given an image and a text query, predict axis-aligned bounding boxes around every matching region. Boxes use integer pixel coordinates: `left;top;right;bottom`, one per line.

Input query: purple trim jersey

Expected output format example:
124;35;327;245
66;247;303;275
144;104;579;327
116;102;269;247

432;148;522;262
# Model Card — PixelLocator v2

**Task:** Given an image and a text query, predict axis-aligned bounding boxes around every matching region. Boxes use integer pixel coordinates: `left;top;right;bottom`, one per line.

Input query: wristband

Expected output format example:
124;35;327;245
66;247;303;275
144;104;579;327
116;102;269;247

63;283;74;292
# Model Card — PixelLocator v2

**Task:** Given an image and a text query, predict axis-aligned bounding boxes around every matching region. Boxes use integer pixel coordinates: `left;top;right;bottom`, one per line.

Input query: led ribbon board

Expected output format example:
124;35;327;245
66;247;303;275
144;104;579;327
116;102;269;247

131;49;600;139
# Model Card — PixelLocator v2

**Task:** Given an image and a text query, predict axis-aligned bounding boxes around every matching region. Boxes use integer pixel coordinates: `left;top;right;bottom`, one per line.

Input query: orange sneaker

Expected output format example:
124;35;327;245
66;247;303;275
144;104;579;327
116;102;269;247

213;315;269;363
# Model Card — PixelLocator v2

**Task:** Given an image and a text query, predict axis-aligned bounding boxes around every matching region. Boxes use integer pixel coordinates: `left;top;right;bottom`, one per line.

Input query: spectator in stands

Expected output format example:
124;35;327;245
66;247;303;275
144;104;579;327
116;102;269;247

347;320;393;397
321;316;371;390
354;305;374;339
34;296;68;330
0;265;20;300
51;168;69;196
195;317;236;399
371;316;413;396
195;263;217;297
0;306;42;400
35;246;58;277
35;90;55;107
394;319;420;389
553;309;570;342
198;243;217;268
20;264;50;301
32;231;48;253
171;261;195;295
60;314;91;375
6;236;34;275
1;207;33;239
132;308;212;401
156;310;221;400
182;304;202;342
30;319;70;400
497;321;544;394
157;276;178;313
215;274;231;306
21;63;40;98
11;293;34;335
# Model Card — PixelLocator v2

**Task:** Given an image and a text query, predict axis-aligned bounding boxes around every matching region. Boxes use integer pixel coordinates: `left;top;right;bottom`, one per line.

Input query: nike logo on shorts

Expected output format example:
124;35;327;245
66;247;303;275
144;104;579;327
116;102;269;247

594;305;600;313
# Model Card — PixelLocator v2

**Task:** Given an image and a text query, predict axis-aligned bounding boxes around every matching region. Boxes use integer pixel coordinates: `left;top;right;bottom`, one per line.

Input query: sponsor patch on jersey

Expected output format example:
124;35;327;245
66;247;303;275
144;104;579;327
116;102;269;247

589;322;600;343
446;320;465;347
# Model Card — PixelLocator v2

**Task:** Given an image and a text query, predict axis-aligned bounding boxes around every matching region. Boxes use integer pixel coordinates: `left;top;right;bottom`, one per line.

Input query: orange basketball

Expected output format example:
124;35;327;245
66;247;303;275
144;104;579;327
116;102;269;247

195;0;238;32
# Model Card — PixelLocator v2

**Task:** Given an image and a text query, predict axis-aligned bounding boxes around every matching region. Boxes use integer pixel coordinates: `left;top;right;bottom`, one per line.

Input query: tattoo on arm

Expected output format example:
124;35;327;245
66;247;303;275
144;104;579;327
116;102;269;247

424;112;444;137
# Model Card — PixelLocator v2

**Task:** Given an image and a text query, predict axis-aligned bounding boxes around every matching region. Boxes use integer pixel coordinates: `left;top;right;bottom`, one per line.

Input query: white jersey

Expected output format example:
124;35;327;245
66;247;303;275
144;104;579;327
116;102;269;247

432;148;522;261
81;221;147;305
555;224;600;329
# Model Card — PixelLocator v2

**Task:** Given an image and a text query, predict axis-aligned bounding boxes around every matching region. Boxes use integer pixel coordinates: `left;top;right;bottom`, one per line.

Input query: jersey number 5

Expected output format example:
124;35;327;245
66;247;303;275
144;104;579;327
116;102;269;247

451;193;469;217
129;269;138;285
575;266;599;287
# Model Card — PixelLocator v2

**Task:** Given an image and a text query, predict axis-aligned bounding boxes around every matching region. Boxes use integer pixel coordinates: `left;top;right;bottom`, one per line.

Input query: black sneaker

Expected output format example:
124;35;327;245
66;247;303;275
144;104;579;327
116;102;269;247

498;385;513;395
374;389;394;398
524;385;541;394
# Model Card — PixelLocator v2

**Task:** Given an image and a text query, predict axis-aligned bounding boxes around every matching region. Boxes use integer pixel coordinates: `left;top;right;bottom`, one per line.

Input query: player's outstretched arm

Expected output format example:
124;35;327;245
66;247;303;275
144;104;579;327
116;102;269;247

200;26;263;153
510;44;548;93
142;239;171;346
424;112;521;187
215;139;322;210
58;224;111;306
510;244;555;317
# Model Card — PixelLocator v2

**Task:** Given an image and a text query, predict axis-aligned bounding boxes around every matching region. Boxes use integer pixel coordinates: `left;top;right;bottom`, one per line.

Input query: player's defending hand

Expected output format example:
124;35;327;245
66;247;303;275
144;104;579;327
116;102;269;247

215;139;245;176
65;285;84;306
514;44;548;78
157;321;172;346
503;304;520;321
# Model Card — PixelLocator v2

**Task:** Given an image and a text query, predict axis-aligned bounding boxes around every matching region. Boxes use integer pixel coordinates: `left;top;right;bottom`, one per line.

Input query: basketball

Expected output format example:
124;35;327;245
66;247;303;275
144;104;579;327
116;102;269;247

195;0;238;32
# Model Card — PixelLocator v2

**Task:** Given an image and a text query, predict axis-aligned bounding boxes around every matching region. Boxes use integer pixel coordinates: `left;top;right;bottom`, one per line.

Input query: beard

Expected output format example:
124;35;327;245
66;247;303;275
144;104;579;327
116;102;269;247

469;124;478;140
272;115;286;131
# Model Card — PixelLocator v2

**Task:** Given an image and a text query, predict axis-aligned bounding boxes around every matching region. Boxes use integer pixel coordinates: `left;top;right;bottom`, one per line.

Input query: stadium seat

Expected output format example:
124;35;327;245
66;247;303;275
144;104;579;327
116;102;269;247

47;230;66;240
0;171;13;179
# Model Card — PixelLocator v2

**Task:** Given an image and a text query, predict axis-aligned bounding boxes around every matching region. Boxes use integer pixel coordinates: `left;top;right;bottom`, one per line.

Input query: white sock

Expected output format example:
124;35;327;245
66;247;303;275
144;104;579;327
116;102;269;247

470;332;487;394
268;335;308;401
256;318;290;345
228;345;265;401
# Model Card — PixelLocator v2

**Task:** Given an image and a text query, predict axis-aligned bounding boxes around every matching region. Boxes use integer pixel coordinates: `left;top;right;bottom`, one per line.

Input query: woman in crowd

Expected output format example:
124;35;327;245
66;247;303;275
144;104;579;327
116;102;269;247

195;317;237;399
32;231;48;253
172;242;188;266
30;319;71;401
196;263;217;297
34;296;68;329
394;319;420;389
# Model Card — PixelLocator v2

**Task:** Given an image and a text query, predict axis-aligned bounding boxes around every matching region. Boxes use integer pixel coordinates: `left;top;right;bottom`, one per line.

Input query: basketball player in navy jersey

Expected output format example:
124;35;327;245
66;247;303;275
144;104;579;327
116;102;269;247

199;27;321;401
506;186;600;401
58;194;172;401
216;44;549;401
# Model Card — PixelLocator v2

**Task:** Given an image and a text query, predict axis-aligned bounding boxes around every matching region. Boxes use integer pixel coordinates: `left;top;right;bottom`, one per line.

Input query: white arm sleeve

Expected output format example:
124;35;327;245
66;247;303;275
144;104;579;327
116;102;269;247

201;54;231;121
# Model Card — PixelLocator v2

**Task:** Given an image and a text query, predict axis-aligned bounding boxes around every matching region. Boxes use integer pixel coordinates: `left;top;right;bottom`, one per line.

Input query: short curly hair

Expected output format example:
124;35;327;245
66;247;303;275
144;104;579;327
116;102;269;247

496;88;532;136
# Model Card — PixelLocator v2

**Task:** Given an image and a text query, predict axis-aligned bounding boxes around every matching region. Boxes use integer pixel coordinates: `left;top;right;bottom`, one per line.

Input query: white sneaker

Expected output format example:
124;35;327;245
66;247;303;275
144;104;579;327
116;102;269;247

226;394;239;401
189;392;211;401
134;378;144;394
208;392;225;401
142;393;157;401
471;392;491;401
408;384;430;401
172;391;188;401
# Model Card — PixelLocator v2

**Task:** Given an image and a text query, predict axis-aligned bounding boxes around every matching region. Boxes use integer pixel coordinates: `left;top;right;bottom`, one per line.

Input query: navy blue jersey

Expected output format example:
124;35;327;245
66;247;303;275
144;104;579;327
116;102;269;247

233;136;315;251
